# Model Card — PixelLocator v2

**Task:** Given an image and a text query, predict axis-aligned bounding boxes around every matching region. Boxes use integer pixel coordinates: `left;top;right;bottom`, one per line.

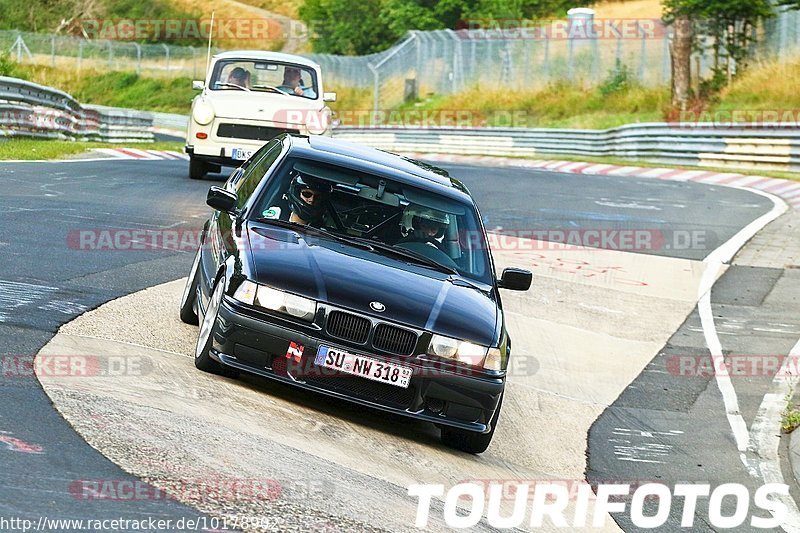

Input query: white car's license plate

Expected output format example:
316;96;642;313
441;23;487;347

231;148;255;160
315;345;412;389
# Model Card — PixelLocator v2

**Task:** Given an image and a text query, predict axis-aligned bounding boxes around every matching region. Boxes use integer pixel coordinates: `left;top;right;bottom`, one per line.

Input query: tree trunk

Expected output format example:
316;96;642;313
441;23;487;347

671;15;692;110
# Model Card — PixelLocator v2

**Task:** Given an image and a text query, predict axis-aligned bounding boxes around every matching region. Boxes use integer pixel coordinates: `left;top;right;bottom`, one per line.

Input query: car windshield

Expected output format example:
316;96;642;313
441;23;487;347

251;157;493;283
209;59;318;99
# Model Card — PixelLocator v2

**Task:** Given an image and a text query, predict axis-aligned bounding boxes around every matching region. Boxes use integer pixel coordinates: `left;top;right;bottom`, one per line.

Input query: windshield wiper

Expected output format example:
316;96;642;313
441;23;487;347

341;236;458;274
215;82;250;92
447;276;487;292
251;218;374;250
252;85;292;96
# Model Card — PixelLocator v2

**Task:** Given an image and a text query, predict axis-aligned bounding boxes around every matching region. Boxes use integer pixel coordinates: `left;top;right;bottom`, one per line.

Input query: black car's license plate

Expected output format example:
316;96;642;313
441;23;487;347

315;345;412;388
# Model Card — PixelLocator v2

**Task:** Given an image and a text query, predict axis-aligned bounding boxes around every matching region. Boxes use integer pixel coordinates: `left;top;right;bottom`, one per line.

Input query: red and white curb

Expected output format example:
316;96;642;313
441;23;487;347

93;148;189;161
409;153;800;211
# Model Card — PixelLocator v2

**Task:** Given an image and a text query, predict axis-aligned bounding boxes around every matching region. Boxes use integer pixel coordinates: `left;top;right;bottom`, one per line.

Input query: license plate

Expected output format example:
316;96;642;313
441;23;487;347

315;346;412;389
231;148;255;160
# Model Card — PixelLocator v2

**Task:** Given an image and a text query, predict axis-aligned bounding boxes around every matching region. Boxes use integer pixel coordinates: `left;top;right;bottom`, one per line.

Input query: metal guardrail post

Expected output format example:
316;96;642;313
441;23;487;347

134;43;141;75
368;62;380;122
445;29;461;93
661;30;670;84
638;22;647;82
162;44;170;72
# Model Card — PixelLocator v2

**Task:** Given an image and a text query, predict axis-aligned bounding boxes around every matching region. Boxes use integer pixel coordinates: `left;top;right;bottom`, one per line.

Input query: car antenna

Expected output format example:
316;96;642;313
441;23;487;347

204;11;215;93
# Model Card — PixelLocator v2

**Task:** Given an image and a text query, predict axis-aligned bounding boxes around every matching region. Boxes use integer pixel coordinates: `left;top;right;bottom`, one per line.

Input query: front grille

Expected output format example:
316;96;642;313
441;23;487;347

305;374;414;409
373;323;417;355
270;355;288;376
217;123;300;141
326;311;370;344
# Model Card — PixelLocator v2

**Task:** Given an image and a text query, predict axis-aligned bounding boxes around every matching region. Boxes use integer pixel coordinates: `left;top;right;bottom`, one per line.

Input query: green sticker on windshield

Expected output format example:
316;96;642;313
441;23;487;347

262;207;281;219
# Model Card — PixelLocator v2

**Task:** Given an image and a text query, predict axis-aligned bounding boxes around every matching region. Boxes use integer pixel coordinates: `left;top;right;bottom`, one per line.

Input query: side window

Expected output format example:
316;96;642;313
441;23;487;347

235;141;282;209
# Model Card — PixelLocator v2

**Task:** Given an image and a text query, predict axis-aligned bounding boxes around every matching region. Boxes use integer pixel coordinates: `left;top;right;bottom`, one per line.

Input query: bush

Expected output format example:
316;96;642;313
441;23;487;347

0;53;21;77
599;61;631;97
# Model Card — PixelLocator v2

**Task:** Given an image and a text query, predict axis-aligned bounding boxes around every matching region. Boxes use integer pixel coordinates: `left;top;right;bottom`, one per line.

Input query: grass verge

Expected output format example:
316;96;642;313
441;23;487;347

782;391;800;433
0;139;184;160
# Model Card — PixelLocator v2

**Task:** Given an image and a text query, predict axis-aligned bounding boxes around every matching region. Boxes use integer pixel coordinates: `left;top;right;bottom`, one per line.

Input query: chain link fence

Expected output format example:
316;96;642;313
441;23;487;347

308;23;676;113
1;30;221;78
3;4;800;114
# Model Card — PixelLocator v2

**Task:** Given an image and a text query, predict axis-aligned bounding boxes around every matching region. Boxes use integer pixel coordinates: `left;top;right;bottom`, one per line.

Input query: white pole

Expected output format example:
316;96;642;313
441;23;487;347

205;12;215;88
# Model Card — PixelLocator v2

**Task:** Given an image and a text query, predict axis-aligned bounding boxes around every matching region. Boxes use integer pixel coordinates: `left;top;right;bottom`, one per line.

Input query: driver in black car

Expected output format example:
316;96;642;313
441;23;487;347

287;173;330;227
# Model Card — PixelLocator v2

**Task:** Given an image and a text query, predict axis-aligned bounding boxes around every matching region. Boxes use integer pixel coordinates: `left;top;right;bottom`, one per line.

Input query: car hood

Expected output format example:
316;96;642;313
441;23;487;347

246;224;498;346
205;92;322;123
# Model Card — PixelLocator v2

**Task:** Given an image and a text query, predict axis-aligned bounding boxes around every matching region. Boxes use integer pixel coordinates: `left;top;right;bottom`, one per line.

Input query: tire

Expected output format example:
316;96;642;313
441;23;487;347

179;247;202;325
189;157;207;180
194;278;225;374
440;394;503;454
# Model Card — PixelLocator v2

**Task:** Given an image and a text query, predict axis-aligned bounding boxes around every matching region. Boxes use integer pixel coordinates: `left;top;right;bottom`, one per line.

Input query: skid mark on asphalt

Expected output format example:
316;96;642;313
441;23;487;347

0;280;59;322
611;428;684;464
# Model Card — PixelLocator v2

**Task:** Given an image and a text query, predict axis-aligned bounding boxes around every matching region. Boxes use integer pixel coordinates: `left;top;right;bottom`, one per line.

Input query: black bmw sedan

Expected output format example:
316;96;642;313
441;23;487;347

179;134;532;453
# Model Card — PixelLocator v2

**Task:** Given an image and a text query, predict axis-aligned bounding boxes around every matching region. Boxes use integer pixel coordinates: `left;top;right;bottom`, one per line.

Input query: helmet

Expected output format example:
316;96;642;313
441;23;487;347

401;206;450;240
288;173;330;224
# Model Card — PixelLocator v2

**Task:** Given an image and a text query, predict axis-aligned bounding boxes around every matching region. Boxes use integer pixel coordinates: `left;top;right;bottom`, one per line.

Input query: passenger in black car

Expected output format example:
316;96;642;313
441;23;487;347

399;206;450;252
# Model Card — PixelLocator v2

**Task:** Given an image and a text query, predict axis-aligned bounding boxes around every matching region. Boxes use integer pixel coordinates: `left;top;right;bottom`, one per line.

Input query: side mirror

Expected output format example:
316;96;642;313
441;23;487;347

207;186;238;214
192;80;205;90
323;92;337;102
498;268;532;291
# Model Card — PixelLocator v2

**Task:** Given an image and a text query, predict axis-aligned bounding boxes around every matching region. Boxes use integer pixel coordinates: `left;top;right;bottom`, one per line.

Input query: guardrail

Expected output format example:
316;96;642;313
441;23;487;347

333;124;800;173
113;111;800;173
0;77;154;142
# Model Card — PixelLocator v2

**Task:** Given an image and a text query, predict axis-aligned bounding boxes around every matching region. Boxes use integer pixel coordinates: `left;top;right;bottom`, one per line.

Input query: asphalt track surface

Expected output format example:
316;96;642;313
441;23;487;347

0;157;783;529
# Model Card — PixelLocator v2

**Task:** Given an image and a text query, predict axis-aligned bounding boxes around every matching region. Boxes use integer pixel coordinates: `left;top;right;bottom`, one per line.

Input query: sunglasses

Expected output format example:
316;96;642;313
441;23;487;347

300;189;318;200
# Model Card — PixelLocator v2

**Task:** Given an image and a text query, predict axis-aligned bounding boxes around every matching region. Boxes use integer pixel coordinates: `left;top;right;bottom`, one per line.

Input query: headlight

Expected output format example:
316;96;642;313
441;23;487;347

193;100;215;125
232;281;317;322
427;334;488;366
232;280;258;305
483;347;503;371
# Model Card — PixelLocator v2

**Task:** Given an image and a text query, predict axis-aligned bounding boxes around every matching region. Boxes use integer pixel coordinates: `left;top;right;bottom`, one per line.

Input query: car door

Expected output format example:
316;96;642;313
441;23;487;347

198;139;285;307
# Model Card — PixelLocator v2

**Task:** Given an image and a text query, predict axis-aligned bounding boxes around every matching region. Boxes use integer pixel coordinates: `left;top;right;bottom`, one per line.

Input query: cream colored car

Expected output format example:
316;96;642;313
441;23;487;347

185;50;336;179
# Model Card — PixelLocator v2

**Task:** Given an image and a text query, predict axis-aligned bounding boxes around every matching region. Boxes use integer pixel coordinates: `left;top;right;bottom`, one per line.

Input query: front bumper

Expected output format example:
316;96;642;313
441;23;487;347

185;144;247;168
211;299;505;433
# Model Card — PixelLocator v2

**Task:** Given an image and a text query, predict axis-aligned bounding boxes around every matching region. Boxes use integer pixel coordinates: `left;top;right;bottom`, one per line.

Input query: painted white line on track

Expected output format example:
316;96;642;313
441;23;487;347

696;187;799;531
749;338;800;533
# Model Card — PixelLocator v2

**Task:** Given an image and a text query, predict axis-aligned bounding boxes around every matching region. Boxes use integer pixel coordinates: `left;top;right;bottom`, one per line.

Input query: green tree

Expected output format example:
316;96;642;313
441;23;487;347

301;0;390;55
663;0;774;86
302;0;590;55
